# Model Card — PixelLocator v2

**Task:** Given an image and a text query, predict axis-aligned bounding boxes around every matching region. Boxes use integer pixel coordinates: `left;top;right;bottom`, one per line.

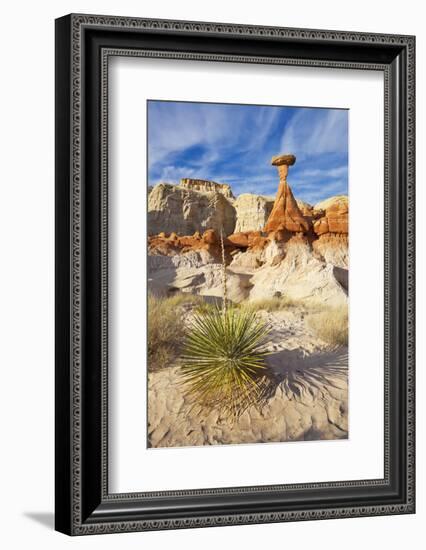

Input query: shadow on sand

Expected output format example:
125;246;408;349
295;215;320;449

257;347;349;404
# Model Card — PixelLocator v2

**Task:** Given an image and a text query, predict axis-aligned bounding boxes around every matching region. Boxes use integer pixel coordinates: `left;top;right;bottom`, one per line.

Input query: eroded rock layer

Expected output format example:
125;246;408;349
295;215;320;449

148;183;236;236
234;194;274;233
179;178;234;199
313;196;349;235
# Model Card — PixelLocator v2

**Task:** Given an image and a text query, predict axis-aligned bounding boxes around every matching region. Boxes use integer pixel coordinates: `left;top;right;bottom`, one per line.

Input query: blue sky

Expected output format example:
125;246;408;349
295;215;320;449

147;100;348;205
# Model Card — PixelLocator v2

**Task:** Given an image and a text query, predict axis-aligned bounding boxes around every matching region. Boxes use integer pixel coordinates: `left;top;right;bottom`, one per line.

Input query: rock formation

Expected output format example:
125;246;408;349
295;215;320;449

149;229;348;307
315;195;348;212
148;168;339;237
264;155;310;233
248;235;347;307
179;178;234;199
296;199;314;217
148;183;236;236
148;247;253;303
147;152;349;307
313;233;349;269
234;194;274;233
148;229;251;268
313;196;348;235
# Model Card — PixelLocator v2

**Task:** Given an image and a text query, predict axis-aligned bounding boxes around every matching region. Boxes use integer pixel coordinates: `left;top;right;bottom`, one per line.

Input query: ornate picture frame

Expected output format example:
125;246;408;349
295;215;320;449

55;13;415;535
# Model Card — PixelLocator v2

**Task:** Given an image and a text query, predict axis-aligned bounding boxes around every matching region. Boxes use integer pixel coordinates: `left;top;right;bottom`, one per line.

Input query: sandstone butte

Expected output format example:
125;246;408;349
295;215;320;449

179;178;235;199
148;153;348;256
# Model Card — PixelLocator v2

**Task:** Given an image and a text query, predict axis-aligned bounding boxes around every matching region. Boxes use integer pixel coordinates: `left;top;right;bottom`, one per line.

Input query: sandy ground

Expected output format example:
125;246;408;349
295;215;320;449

148;307;348;448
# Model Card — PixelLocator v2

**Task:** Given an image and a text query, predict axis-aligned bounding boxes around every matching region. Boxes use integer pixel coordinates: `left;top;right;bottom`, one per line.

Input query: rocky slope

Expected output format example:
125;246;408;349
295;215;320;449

148;231;347;307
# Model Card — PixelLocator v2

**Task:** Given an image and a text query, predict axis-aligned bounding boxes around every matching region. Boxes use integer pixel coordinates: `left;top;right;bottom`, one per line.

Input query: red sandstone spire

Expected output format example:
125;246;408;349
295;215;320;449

264;154;310;233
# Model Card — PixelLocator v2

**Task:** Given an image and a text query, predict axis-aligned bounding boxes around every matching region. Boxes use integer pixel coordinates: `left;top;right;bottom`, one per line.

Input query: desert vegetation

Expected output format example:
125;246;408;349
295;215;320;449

242;296;303;312
147;293;202;371
307;305;348;347
179;304;270;419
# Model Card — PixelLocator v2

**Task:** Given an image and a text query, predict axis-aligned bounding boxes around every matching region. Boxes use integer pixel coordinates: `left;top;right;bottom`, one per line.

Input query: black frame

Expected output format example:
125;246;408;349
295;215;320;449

55;14;415;535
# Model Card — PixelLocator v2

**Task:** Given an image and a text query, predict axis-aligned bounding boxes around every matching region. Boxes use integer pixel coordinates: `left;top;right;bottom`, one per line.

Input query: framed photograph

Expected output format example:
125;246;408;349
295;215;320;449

55;14;415;535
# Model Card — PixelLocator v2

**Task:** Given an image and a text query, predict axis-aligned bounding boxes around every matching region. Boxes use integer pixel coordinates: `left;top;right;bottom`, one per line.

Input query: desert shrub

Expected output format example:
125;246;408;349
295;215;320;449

147;294;194;371
307;305;348;347
179;305;271;419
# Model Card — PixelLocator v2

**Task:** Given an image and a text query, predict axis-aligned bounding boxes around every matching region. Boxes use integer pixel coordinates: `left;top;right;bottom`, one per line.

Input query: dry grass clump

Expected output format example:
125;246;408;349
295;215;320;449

243;296;302;312
148;293;201;371
307;305;348;347
160;292;204;308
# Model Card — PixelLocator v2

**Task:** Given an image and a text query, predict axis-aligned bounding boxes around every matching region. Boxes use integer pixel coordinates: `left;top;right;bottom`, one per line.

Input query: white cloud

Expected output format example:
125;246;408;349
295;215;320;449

295;165;348;180
148;104;208;167
148;102;348;203
148;101;281;170
280;108;348;156
157;165;198;183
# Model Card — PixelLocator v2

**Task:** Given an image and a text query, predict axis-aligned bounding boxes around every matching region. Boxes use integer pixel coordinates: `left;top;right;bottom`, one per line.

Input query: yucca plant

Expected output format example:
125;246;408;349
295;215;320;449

180;305;270;418
179;229;271;419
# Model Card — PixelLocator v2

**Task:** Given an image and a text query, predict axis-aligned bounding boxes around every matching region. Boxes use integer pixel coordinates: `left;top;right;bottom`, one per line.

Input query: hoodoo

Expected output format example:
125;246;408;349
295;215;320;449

264;154;310;233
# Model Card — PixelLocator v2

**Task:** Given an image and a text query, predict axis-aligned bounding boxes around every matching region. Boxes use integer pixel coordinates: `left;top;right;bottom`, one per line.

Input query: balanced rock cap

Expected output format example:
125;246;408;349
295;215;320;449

271;154;296;166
